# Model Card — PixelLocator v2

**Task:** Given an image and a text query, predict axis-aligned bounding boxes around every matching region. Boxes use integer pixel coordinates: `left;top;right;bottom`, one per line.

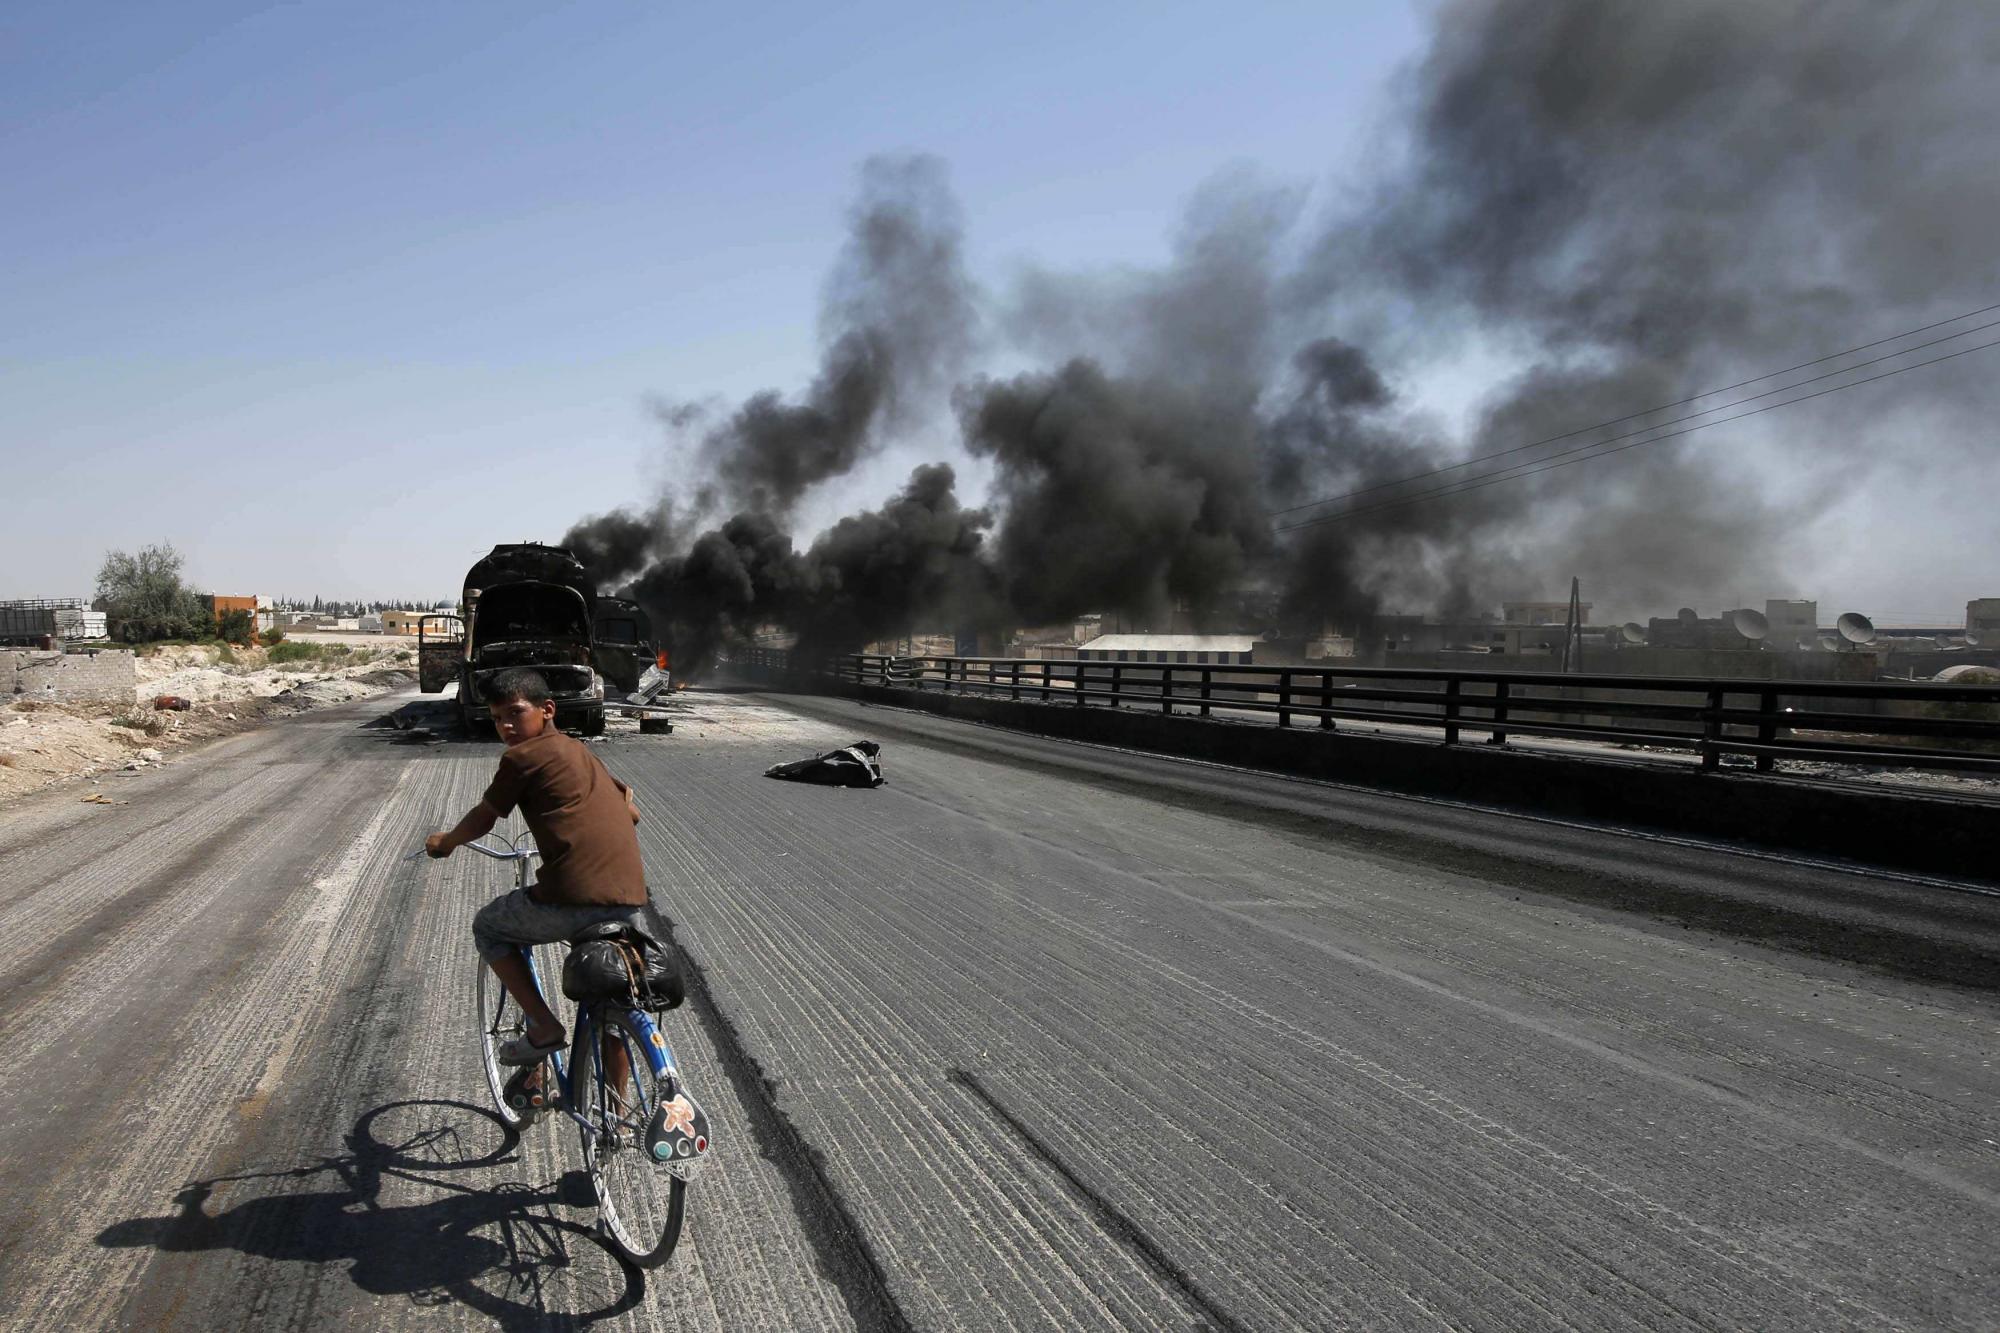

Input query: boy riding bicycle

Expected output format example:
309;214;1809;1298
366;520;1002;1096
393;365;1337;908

427;668;656;1084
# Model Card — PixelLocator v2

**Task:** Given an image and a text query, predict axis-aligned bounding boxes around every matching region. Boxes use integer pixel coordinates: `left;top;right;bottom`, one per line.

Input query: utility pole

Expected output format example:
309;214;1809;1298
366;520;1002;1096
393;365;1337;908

1561;577;1583;674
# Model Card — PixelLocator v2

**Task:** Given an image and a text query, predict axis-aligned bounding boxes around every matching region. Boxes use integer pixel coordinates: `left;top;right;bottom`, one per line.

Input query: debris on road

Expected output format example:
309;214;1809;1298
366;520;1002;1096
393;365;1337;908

152;695;192;711
765;739;884;788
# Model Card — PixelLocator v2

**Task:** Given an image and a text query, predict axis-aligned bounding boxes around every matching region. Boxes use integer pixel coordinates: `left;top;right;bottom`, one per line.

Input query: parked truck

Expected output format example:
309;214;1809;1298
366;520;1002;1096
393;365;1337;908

418;543;666;735
0;598;106;647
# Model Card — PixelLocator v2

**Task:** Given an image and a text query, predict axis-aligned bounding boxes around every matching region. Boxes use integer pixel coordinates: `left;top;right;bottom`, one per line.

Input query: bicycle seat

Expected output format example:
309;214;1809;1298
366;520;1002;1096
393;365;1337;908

569;920;639;945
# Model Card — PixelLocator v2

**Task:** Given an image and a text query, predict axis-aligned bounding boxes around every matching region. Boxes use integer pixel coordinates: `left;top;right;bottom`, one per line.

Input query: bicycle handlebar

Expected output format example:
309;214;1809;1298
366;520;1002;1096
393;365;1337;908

462;838;538;861
404;835;541;863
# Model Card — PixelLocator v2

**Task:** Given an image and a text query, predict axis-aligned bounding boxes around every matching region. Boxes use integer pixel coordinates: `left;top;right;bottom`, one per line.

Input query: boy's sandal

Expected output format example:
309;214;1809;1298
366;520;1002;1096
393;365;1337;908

497;1029;567;1065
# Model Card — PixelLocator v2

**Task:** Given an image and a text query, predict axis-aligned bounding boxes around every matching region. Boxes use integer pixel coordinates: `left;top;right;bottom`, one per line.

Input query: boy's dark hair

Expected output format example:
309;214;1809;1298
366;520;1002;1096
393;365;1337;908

485;668;552;706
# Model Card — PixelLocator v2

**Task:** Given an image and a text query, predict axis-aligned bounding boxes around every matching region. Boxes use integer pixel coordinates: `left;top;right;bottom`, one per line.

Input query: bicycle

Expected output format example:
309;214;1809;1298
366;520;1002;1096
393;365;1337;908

449;830;710;1267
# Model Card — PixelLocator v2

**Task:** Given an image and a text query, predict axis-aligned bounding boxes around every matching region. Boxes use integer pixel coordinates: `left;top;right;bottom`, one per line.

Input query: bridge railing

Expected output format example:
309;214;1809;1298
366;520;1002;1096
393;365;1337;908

727;649;2000;776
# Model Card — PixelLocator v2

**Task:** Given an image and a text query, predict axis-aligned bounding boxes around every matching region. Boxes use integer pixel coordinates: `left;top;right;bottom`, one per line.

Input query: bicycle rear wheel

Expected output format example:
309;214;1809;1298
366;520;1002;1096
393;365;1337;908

571;1006;687;1267
476;946;567;1130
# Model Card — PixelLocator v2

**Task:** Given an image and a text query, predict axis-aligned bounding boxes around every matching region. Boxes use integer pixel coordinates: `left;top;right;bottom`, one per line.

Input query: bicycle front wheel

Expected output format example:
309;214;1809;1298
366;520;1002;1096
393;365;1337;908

476;946;566;1130
571;1006;687;1267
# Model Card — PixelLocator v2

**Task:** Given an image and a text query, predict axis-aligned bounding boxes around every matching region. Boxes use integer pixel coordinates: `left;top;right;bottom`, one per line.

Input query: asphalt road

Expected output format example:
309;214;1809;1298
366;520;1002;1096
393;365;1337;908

1;685;1995;1330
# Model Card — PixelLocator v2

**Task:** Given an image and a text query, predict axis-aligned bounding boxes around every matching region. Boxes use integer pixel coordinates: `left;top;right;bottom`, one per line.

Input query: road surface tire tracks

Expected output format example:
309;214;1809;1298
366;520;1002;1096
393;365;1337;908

656;907;914;1333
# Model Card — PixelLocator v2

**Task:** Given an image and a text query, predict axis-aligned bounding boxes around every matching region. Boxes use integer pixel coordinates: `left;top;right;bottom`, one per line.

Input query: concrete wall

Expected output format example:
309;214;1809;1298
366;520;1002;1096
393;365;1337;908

3;649;138;705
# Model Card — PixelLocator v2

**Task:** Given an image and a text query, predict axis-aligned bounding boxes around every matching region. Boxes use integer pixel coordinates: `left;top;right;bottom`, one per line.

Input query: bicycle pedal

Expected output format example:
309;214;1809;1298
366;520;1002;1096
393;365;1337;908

503;1067;550;1118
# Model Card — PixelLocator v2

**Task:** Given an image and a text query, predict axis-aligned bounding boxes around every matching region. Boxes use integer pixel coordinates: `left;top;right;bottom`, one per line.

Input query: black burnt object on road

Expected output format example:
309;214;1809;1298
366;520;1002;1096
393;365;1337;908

764;740;884;788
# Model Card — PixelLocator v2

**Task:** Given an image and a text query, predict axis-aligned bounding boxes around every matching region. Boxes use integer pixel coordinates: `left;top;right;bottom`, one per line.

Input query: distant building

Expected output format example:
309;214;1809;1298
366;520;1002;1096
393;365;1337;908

1076;634;1256;665
1968;598;2000;639
1765;599;1818;646
380;609;443;636
204;594;259;629
1647;613;1747;651
1501;601;1592;626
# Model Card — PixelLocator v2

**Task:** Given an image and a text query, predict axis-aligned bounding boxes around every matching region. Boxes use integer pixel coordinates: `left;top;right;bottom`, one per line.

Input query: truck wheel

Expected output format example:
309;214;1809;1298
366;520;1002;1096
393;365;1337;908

581;708;606;737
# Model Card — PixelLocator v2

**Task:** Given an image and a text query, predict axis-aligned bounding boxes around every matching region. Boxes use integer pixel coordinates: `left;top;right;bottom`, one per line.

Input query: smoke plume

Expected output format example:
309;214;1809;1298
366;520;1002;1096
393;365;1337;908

565;154;984;670
670;155;977;518
1315;0;2000;607
569;2;2000;669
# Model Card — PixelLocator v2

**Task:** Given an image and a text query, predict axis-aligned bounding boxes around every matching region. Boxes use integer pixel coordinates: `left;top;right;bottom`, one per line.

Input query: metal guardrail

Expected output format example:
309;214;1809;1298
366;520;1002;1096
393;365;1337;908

728;647;2000;776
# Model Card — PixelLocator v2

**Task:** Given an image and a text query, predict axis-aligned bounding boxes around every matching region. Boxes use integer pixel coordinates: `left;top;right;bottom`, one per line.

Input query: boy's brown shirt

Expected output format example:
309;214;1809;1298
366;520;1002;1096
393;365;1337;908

482;731;647;906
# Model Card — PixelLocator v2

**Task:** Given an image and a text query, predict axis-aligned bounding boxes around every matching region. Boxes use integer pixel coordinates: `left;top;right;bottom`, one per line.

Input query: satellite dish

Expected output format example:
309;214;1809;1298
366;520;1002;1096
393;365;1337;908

1968;629;1985;647
1676;607;1699;626
1818;635;1841;651
1728;608;1770;641
1836;612;1876;645
1619;622;1646;645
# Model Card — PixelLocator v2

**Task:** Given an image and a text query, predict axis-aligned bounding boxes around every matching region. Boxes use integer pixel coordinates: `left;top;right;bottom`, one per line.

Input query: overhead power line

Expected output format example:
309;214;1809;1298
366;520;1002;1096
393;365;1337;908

1275;334;2000;532
1270;300;2000;518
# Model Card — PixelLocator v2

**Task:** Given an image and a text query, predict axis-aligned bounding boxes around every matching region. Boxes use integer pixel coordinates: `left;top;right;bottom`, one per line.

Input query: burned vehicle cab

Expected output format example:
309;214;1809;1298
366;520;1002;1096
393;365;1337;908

590;596;657;696
456;544;608;736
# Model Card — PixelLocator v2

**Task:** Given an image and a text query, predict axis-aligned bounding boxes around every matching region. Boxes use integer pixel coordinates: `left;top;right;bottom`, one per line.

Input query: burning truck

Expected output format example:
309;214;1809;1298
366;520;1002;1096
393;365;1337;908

418;542;670;736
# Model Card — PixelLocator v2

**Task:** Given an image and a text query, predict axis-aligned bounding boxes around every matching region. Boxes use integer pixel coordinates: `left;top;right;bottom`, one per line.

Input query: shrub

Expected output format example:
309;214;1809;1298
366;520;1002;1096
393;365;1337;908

265;641;322;665
263;628;286;646
216;608;255;646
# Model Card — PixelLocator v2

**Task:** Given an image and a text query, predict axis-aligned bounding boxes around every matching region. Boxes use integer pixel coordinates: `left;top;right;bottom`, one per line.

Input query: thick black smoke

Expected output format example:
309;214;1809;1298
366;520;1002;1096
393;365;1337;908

793;463;996;659
624;511;811;674
612;465;992;676
1309;0;2000;610
563;500;678;588
569;1;2000;667
563;154;984;667
957;359;1269;627
669;155;977;518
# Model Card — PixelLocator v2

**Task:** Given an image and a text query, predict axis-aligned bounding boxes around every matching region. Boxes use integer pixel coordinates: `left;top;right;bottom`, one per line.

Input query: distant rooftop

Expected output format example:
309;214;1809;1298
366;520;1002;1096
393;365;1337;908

1079;634;1256;653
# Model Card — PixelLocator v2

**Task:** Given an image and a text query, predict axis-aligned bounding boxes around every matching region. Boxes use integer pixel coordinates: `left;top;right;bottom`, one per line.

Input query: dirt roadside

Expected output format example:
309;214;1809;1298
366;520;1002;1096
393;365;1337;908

0;641;417;805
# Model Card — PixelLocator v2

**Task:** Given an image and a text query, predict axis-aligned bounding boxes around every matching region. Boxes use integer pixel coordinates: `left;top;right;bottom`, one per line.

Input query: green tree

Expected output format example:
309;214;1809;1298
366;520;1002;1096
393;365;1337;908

96;544;210;642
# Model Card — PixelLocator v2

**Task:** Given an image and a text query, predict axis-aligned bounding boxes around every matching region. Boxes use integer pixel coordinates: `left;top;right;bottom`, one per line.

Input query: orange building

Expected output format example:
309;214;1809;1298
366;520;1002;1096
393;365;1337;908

206;594;261;640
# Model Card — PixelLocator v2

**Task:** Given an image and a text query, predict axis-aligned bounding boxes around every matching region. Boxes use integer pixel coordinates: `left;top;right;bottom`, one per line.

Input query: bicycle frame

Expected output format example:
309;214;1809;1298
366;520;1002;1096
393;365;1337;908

514;945;679;1132
458;832;681;1134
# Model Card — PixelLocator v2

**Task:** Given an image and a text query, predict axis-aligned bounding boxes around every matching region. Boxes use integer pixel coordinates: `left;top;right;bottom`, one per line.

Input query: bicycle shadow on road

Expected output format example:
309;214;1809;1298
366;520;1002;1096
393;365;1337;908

96;1099;647;1328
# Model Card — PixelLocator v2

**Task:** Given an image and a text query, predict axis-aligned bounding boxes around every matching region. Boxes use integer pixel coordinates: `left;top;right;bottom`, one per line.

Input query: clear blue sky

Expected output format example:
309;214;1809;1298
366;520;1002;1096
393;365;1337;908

0;1;1424;601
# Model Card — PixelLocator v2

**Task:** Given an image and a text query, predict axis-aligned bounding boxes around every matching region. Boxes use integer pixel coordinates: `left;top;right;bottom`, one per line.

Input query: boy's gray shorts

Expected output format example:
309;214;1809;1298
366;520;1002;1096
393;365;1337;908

473;889;649;963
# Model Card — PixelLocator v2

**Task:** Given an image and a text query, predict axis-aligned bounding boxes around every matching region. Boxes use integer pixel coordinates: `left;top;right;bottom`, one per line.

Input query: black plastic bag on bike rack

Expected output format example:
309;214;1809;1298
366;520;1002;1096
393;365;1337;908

764;739;883;788
561;906;686;1011
562;938;637;1003
633;924;686;1011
